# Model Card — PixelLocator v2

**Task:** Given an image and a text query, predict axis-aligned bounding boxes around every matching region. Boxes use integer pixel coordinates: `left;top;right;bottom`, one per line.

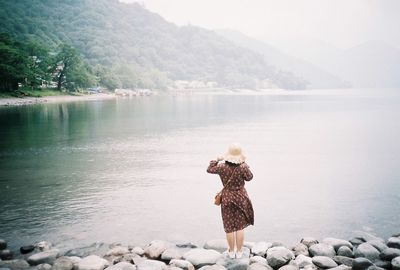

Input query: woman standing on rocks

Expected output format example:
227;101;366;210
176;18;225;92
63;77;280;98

207;143;254;259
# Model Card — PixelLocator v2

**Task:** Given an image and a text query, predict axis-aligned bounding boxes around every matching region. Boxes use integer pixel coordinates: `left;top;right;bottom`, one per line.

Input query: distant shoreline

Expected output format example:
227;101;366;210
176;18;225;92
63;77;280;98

0;93;116;107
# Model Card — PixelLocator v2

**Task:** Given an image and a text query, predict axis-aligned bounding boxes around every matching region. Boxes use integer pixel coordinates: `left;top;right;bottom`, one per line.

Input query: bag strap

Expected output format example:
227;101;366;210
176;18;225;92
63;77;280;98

220;166;238;193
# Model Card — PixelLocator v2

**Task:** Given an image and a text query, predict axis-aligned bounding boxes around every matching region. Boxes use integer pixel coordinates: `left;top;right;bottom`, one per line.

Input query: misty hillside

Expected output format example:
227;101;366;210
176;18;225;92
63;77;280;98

0;0;308;90
216;29;349;89
275;39;400;88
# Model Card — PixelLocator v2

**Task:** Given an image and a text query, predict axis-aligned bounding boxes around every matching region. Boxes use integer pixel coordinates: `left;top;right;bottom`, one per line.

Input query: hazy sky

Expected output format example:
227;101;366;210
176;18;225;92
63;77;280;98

120;0;400;49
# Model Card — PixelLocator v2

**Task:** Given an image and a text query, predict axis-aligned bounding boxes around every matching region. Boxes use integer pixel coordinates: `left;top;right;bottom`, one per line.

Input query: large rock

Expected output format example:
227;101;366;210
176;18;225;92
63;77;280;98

392;256;400;270
352;257;373;270
37;263;52;270
204;240;228;253
300;238;318;248
248;262;273;270
249;256;267;265
216;256;249;270
251;242;272;257
353;232;384;243
52;257;74;270
354;243;380;261
104;262;136;270
0;259;30;269
322;238;353;251
27;249;60;265
374;260;392;269
183;249;221;268
131;247;145;256
329;265;351;270
332;256;354;267
144;241;174;259
169;259;194;270
20;245;35;255
266;247;294;269
290;244;308;257
380;248;400;261
0;240;6;250
293;254;312;268
308;244;335;258
311;256;338;269
106;247;130;257
68;256;82;270
367;240;387;253
136;260;166;270
337;246;353;257
388;238;400;249
78;255;109;270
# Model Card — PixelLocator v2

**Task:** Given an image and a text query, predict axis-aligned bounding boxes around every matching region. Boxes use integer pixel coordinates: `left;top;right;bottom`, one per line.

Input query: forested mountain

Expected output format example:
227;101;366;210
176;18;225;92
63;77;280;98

216;29;349;89
0;0;308;91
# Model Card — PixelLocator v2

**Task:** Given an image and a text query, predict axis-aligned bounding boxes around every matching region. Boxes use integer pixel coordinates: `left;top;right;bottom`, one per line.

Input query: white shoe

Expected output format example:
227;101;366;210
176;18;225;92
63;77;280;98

236;250;243;259
223;249;236;259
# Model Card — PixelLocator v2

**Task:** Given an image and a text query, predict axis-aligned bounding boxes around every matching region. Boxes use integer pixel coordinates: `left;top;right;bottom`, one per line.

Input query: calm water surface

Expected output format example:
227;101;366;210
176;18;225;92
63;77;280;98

1;89;399;251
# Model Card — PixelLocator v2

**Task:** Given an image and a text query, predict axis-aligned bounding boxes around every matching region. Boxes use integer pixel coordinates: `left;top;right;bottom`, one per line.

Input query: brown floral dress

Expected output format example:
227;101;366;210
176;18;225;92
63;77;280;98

207;160;254;233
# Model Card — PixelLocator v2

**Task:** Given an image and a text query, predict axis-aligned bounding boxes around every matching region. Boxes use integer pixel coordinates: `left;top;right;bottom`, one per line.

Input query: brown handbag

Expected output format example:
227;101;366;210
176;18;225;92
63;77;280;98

214;167;237;206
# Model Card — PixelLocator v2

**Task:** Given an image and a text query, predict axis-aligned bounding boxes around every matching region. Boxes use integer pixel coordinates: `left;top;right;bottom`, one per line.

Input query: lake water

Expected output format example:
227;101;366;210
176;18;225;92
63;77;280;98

1;89;400;251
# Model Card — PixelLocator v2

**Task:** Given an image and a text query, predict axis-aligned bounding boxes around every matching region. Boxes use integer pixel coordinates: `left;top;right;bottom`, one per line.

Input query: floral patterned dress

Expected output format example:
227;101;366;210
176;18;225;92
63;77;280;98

207;160;254;233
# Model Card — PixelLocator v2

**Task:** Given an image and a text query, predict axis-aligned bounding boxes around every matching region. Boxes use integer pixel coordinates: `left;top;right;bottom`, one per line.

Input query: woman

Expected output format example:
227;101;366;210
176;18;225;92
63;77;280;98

207;143;254;259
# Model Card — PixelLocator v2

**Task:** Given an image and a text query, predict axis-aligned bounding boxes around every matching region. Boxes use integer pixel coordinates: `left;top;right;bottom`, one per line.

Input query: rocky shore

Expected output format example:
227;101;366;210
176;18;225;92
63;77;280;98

0;232;400;270
0;93;116;107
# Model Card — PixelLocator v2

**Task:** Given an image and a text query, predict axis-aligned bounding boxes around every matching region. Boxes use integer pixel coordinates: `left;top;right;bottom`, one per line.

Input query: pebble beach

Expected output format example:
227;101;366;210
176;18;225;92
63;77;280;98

1;232;400;270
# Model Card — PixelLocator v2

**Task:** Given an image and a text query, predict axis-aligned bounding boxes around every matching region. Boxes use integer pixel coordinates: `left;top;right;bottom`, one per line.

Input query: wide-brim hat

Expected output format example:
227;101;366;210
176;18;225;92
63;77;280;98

224;143;246;164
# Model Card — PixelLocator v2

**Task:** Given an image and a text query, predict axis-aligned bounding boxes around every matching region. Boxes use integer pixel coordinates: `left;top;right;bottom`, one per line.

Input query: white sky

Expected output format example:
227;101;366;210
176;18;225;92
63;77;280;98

120;0;400;49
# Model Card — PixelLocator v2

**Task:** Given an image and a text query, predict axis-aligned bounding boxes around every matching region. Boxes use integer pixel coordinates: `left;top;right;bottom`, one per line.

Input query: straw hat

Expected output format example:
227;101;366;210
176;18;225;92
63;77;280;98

224;143;246;164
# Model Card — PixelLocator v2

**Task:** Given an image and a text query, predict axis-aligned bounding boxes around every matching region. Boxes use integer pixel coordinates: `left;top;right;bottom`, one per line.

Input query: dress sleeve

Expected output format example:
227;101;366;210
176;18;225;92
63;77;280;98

241;163;253;181
207;160;220;174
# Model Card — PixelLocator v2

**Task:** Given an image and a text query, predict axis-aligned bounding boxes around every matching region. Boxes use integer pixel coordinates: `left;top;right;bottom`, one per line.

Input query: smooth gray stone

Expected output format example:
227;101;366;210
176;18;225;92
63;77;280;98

249;256;267;266
337;246;353;257
308;244;336;258
271;243;285;249
367;266;385;270
105;247;130;257
136;260;165;270
0;240;6;250
36;264;52;270
374;260;392;270
104;262;136;270
198;265;226;270
322;238;353;251
290;243;308;257
161;248;187;261
204;240;228;253
144;241;174;259
393;233;400;238
329;265;351;270
354;243;380;261
27;249;60;266
216;256;249;270
293;254;312;268
131;247;145;256
277;265;298;270
380;248;400;261
311;256;338;269
183;249;222;268
367;240;388;253
350;238;365;246
247;262;273;270
77;255;109;270
266;247;294;269
0;250;13;260
67;256;82;270
352;257;373;270
392;256;400;270
332;256;354;266
388;238;400;249
52;257;74;270
169;259;194;270
35;242;52;252
300;238;318;248
21;246;35;255
251;242;272;257
352;232;384;243
0;259;30;269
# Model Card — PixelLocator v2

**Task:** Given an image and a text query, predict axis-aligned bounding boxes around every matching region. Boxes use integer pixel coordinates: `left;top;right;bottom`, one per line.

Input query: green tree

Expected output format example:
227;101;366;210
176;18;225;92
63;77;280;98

24;39;52;89
0;33;29;92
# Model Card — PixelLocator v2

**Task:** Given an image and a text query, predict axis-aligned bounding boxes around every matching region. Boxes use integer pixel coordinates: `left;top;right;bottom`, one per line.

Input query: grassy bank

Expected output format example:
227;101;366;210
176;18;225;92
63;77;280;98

0;88;87;99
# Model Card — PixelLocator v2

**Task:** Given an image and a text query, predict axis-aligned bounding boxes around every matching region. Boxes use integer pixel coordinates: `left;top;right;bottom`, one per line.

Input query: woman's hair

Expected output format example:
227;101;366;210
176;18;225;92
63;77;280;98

225;160;241;166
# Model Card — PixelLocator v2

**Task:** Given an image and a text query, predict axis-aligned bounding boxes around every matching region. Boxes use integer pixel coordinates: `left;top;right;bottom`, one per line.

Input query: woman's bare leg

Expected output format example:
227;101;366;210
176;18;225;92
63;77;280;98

235;229;244;251
226;232;235;251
